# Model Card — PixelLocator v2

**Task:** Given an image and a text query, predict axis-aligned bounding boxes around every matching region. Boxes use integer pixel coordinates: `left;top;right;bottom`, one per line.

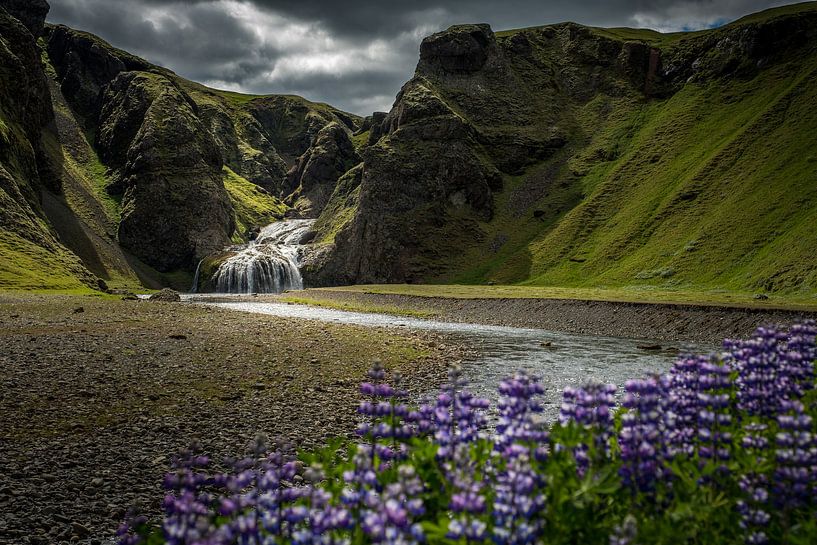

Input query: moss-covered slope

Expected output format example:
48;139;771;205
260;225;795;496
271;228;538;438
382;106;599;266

313;3;817;298
0;0;362;291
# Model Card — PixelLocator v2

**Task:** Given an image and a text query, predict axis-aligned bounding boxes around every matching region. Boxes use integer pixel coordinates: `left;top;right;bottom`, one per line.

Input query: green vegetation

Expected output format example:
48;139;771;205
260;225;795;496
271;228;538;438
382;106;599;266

0;232;96;292
431;10;817;304
313;165;362;244
281;294;437;318
314;284;817;311
222;166;288;242
351;130;370;150
728;1;817;26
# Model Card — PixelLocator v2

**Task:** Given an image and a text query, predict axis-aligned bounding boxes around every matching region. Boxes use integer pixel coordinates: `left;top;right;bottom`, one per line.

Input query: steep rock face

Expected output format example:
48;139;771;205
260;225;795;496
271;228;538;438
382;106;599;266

0;0;48;36
284;122;360;216
0;2;53;237
98;72;234;270
0;0;100;289
46;25;151;125
313;6;817;291
197;103;288;193
248;96;359;165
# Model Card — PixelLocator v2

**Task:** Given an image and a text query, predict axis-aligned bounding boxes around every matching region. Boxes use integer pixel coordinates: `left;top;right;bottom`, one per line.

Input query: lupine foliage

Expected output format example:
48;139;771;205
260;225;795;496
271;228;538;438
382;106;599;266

120;322;817;545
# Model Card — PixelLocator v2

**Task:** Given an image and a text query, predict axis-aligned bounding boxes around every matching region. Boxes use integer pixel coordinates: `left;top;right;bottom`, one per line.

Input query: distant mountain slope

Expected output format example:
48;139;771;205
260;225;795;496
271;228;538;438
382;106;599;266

309;2;817;297
0;0;361;291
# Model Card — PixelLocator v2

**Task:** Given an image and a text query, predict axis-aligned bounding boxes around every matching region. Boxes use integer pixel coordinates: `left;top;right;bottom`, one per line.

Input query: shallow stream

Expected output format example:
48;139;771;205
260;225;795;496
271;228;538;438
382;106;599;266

194;297;702;419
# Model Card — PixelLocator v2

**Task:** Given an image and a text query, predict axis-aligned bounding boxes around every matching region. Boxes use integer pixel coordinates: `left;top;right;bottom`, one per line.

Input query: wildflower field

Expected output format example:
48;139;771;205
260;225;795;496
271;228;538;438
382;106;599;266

120;322;817;545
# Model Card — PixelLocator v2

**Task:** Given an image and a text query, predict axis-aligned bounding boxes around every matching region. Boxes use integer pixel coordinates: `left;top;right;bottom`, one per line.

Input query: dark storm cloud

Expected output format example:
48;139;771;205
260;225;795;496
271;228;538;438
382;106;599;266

47;0;799;114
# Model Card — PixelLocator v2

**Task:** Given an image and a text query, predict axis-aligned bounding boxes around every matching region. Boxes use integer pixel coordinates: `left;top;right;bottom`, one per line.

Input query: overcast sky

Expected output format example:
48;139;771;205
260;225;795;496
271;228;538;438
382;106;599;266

47;0;803;114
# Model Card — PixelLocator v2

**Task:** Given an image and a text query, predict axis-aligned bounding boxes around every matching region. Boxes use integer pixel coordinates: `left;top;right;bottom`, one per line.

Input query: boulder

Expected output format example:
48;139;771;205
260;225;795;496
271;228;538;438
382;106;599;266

148;288;181;302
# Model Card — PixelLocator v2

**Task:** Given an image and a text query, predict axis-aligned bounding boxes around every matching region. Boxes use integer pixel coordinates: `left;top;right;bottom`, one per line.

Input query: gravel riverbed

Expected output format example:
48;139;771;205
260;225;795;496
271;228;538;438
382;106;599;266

297;289;817;344
0;295;467;545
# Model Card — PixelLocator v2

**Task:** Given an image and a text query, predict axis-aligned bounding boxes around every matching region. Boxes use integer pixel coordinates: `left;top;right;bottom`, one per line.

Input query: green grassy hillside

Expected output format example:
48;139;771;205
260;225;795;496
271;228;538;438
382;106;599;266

418;4;817;301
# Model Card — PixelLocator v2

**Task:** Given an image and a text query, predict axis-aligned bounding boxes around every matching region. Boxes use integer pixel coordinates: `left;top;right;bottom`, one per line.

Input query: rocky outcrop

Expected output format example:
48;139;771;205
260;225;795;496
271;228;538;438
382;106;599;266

148;288;181;302
0;0;48;36
198;104;288;193
46;24;152;125
41;23;361;275
284;122;360;215
247;96;360;165
312;6;817;288
0;1;53;238
0;0;101;289
98;71;234;270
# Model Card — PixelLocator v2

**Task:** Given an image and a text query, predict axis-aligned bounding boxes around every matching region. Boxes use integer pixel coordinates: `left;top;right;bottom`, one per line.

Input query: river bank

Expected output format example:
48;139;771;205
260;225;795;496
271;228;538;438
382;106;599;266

291;288;817;344
0;295;465;545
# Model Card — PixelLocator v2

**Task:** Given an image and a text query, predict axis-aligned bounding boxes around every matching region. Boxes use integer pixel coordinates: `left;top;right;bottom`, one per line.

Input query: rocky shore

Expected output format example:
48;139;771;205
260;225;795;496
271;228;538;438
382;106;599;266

0;295;466;545
296;289;817;344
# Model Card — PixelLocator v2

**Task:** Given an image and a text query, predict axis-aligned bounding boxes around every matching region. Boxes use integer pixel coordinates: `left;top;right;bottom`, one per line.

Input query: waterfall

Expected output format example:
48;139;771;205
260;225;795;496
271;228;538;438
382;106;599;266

190;258;205;293
211;219;315;294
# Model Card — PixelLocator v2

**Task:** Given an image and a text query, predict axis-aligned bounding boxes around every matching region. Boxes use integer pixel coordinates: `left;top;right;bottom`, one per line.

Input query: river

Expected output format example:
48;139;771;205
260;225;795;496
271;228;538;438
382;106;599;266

192;297;700;419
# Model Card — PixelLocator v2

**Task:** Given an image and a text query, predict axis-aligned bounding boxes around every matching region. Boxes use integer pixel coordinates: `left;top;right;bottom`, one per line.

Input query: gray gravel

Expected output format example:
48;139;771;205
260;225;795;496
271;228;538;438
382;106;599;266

0;295;465;545
297;289;817;344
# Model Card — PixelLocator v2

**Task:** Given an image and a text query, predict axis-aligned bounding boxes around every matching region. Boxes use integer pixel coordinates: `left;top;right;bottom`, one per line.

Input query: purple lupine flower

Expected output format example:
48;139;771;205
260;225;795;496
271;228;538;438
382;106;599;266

342;443;382;537
781;321;817;399
361;465;425;545
255;449;304;542
492;448;545;545
431;366;490;460
772;400;816;509
664;355;708;457
358;362;416;461
290;464;350;545
722;323;815;417
696;359;734;474
560;382;616;474
737;472;771;545
619;377;665;493
495;373;549;461
161;444;221;545
725;326;785;417
445;443;488;543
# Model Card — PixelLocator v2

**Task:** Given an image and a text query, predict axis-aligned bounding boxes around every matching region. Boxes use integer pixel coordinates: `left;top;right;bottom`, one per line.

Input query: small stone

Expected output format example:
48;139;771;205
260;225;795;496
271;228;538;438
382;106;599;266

71;522;90;537
91;477;104;487
72;307;84;314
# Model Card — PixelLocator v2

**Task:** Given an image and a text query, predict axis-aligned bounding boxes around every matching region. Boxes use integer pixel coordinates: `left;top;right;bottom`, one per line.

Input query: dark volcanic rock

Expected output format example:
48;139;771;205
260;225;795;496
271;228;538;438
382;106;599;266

284;122;361;216
247;96;360;163
0;5;53;230
0;0;49;36
0;2;100;288
148;288;181;302
200;104;289;193
419;23;496;73
313;12;817;286
98;71;234;270
46;24;152;125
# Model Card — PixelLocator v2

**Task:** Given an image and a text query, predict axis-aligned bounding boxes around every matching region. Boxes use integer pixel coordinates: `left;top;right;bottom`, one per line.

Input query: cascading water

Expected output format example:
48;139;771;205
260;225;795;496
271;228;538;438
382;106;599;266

211;219;315;294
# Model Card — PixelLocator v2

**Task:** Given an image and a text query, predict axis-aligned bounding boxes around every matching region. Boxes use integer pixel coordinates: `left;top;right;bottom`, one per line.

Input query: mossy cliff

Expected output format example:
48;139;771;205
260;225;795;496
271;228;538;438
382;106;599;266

0;0;361;291
310;4;817;297
2;0;816;297
0;0;100;291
